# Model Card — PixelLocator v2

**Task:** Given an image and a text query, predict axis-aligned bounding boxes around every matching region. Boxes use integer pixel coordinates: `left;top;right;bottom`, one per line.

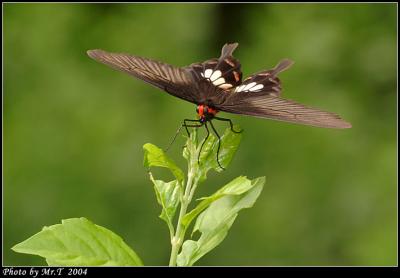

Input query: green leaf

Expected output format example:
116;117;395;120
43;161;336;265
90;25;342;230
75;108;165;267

201;124;242;172
150;174;181;233
183;125;242;183
182;128;196;161
177;177;265;266
12;218;143;266
182;176;253;229
143;143;185;183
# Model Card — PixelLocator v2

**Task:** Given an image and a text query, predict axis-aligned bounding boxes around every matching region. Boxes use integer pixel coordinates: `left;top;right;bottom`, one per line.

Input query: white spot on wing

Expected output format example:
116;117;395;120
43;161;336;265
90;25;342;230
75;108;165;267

212;77;225;86
236;85;246;92
249;84;264;91
219;83;233;90
204;69;213;78
210;70;222;81
243;82;257;91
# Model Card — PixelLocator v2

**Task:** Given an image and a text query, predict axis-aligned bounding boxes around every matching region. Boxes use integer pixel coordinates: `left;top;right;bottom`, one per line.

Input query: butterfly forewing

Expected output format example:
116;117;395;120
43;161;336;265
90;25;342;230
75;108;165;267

215;92;352;128
87;49;201;104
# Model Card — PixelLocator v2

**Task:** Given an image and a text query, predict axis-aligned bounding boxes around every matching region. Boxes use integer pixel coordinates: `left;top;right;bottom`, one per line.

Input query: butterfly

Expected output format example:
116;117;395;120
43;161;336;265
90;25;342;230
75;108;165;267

87;43;351;169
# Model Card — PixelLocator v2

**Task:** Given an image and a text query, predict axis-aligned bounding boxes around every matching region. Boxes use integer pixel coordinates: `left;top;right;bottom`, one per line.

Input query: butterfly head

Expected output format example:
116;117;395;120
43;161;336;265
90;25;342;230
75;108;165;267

196;104;219;123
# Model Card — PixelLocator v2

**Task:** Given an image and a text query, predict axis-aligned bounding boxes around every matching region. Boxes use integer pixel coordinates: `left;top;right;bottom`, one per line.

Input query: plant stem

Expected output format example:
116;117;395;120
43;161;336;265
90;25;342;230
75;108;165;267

168;177;191;266
169;135;199;267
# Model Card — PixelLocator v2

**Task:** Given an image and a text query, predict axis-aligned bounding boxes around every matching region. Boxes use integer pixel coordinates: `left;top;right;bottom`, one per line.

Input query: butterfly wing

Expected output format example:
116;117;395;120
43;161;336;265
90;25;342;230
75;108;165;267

87;49;200;104
212;58;351;129
186;43;242;88
234;59;294;97
184;43;243;102
215;92;352;129
87;43;241;105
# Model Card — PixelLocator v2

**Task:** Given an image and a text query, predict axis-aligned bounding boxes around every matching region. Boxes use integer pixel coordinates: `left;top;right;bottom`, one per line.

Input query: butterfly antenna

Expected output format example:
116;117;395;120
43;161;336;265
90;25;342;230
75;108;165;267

165;125;183;153
165;119;203;153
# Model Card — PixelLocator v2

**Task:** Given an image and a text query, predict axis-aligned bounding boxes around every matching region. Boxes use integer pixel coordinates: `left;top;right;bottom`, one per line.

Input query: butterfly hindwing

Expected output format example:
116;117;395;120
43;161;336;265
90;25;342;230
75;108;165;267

234;59;294;96
187;43;242;91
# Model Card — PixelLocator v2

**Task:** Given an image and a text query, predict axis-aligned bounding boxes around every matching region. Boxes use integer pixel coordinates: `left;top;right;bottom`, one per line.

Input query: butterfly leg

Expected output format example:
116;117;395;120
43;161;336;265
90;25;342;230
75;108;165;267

214;116;243;133
209;120;225;170
198;122;210;165
165;119;202;153
183;119;203;136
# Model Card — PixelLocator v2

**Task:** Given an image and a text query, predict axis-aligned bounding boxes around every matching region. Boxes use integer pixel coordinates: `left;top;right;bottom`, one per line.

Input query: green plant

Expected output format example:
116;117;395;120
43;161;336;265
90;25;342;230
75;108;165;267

12;126;265;266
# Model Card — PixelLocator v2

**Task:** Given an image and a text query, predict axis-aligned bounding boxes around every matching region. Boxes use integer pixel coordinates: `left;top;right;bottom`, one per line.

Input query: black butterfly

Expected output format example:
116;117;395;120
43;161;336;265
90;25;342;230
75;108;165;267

87;43;351;169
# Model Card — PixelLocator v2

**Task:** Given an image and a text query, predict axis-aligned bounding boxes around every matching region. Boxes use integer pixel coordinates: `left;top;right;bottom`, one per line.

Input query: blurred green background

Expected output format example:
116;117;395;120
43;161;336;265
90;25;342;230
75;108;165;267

4;3;397;266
